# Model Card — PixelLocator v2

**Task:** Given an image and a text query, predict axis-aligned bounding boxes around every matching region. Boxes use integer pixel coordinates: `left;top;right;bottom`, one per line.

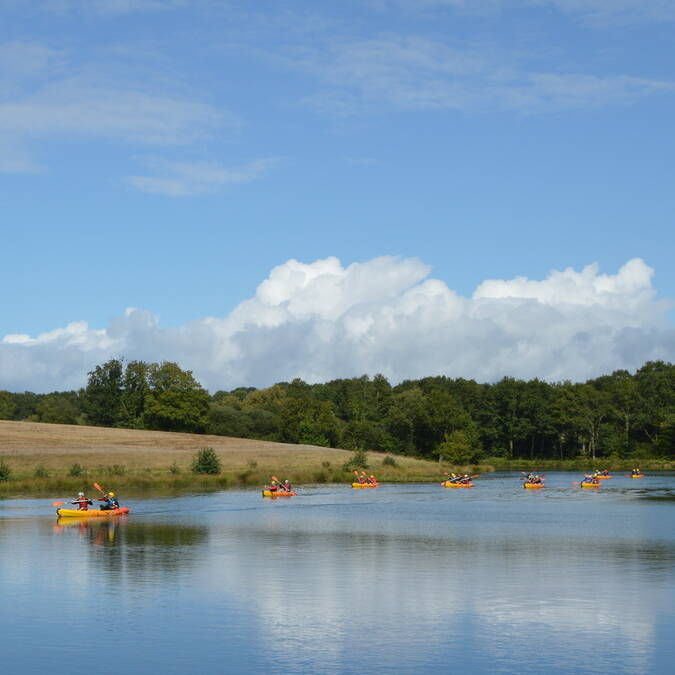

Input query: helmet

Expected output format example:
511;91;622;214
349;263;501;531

284;479;289;483
271;480;276;484
108;492;115;497
78;492;84;497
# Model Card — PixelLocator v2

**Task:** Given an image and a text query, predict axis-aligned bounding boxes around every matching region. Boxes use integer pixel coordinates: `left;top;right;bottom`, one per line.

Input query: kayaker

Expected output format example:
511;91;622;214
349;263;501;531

71;492;92;511
268;480;279;493
97;492;120;511
282;479;292;492
632;468;641;476
368;475;377;484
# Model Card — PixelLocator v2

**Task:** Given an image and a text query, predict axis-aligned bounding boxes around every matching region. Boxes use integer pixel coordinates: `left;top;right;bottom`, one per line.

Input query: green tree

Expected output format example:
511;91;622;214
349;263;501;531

83;358;124;426
438;429;481;465
143;362;210;433
0;391;17;420
119;360;150;428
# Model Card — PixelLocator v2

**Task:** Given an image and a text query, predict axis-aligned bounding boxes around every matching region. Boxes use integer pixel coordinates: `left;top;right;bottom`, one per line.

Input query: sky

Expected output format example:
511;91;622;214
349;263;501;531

1;0;674;393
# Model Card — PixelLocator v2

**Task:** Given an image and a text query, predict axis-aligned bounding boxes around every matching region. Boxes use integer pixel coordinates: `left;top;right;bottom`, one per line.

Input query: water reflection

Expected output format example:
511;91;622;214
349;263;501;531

198;524;675;674
1;482;674;674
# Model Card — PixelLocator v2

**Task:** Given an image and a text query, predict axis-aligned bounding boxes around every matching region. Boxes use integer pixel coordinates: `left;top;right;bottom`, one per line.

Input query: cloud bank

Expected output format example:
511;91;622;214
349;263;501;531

1;256;674;393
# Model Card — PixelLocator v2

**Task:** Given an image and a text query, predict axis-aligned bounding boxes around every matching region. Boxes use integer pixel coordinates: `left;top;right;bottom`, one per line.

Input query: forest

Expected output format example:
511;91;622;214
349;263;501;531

1;359;674;463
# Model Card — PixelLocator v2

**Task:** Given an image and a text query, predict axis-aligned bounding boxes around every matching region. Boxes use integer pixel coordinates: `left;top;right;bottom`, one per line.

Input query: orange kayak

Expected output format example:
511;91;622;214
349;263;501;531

262;490;296;498
56;507;129;517
442;481;474;488
523;482;544;489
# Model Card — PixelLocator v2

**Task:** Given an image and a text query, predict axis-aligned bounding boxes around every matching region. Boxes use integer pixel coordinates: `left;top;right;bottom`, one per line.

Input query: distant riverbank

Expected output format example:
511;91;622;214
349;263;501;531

0;420;448;497
2;421;672;498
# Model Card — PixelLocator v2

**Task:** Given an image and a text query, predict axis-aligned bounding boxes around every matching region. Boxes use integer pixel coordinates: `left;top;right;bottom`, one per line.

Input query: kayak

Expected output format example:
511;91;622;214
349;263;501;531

56;507;129;517
262;490;296;498
352;482;379;488
580;482;600;488
523;482;544;489
442;481;474;488
631;474;645;479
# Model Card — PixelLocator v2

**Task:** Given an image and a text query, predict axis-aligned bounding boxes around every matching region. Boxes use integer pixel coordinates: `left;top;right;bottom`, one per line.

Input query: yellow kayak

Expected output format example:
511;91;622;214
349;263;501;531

352;482;379;488
442;481;474;488
631;474;645;479
580;482;600;488
523;482;544;489
56;507;129;517
262;490;296;498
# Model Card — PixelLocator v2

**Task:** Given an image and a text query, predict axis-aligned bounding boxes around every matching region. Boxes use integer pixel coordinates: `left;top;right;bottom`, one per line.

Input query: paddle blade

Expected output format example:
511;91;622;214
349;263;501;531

571;482;580;485
93;482;104;493
52;501;65;506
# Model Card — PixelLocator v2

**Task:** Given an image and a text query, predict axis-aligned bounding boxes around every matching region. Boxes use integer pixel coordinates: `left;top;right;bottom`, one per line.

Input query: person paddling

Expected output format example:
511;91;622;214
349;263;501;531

268;479;279;493
282;479;292;493
97;491;120;511
71;492;92;511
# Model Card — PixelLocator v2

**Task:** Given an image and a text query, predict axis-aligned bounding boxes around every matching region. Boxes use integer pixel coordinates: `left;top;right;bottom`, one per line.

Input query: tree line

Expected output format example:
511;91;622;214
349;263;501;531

1;359;674;462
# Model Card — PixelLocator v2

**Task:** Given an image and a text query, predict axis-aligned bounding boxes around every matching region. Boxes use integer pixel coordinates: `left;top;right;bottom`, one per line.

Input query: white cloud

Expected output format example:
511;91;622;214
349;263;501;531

1;256;674;393
0;40;231;174
127;157;279;196
395;0;675;23
276;36;675;114
36;0;191;14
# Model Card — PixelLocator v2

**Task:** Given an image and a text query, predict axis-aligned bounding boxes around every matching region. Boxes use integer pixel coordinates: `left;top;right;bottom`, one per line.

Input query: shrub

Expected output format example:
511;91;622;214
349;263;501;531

382;455;398;467
107;464;126;476
247;459;258;469
68;463;85;477
169;462;181;475
34;465;50;478
342;448;369;472
0;461;11;481
192;447;221;475
322;461;331;468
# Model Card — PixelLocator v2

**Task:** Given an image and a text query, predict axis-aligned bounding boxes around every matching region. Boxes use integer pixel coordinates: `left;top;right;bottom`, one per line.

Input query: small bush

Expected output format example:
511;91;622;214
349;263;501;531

0;461;11;481
322;461;331;468
68;463;85;477
247;459;258;469
382;455;398;467
192;447;221;475
342;448;369;471
107;464;126;476
169;462;181;475
314;471;328;483
34;465;50;478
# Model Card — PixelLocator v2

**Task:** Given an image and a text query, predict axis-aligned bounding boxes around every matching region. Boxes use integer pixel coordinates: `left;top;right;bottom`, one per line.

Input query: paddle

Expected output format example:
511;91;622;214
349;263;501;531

271;475;291;492
93;482;105;494
52;501;65;506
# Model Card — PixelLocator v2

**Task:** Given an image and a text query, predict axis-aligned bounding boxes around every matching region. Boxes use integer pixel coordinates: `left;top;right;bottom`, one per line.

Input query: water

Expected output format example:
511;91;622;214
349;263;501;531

1;473;674;674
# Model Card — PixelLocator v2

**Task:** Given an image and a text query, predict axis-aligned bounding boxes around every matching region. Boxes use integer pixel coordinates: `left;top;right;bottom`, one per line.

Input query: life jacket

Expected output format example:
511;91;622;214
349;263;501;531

73;497;90;511
269;484;278;492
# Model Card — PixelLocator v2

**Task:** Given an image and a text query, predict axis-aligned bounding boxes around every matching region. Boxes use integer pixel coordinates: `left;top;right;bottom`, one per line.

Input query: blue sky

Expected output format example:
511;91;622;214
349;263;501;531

1;0;674;392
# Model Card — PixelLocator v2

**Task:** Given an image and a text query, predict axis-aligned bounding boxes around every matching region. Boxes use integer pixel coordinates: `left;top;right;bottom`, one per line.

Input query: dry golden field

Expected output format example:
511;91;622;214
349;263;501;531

0;420;446;495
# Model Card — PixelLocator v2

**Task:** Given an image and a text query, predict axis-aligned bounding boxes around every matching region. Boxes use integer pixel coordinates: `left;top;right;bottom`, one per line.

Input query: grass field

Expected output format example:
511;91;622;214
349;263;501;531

0;420;449;497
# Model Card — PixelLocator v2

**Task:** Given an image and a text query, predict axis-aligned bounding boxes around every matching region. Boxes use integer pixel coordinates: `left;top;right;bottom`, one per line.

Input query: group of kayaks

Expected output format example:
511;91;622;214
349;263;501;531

52;469;648;515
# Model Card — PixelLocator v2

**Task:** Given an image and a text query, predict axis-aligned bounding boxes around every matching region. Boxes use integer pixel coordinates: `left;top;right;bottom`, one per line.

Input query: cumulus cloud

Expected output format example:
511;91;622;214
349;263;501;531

1;256;674;393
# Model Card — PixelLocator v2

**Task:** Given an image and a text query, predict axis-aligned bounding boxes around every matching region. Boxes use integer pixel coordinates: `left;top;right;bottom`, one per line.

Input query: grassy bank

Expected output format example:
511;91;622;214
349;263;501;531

0;420;451;497
484;457;675;472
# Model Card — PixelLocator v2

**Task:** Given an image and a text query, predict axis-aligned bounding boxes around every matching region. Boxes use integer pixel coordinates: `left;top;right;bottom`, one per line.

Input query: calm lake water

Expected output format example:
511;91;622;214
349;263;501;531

1;472;674;674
